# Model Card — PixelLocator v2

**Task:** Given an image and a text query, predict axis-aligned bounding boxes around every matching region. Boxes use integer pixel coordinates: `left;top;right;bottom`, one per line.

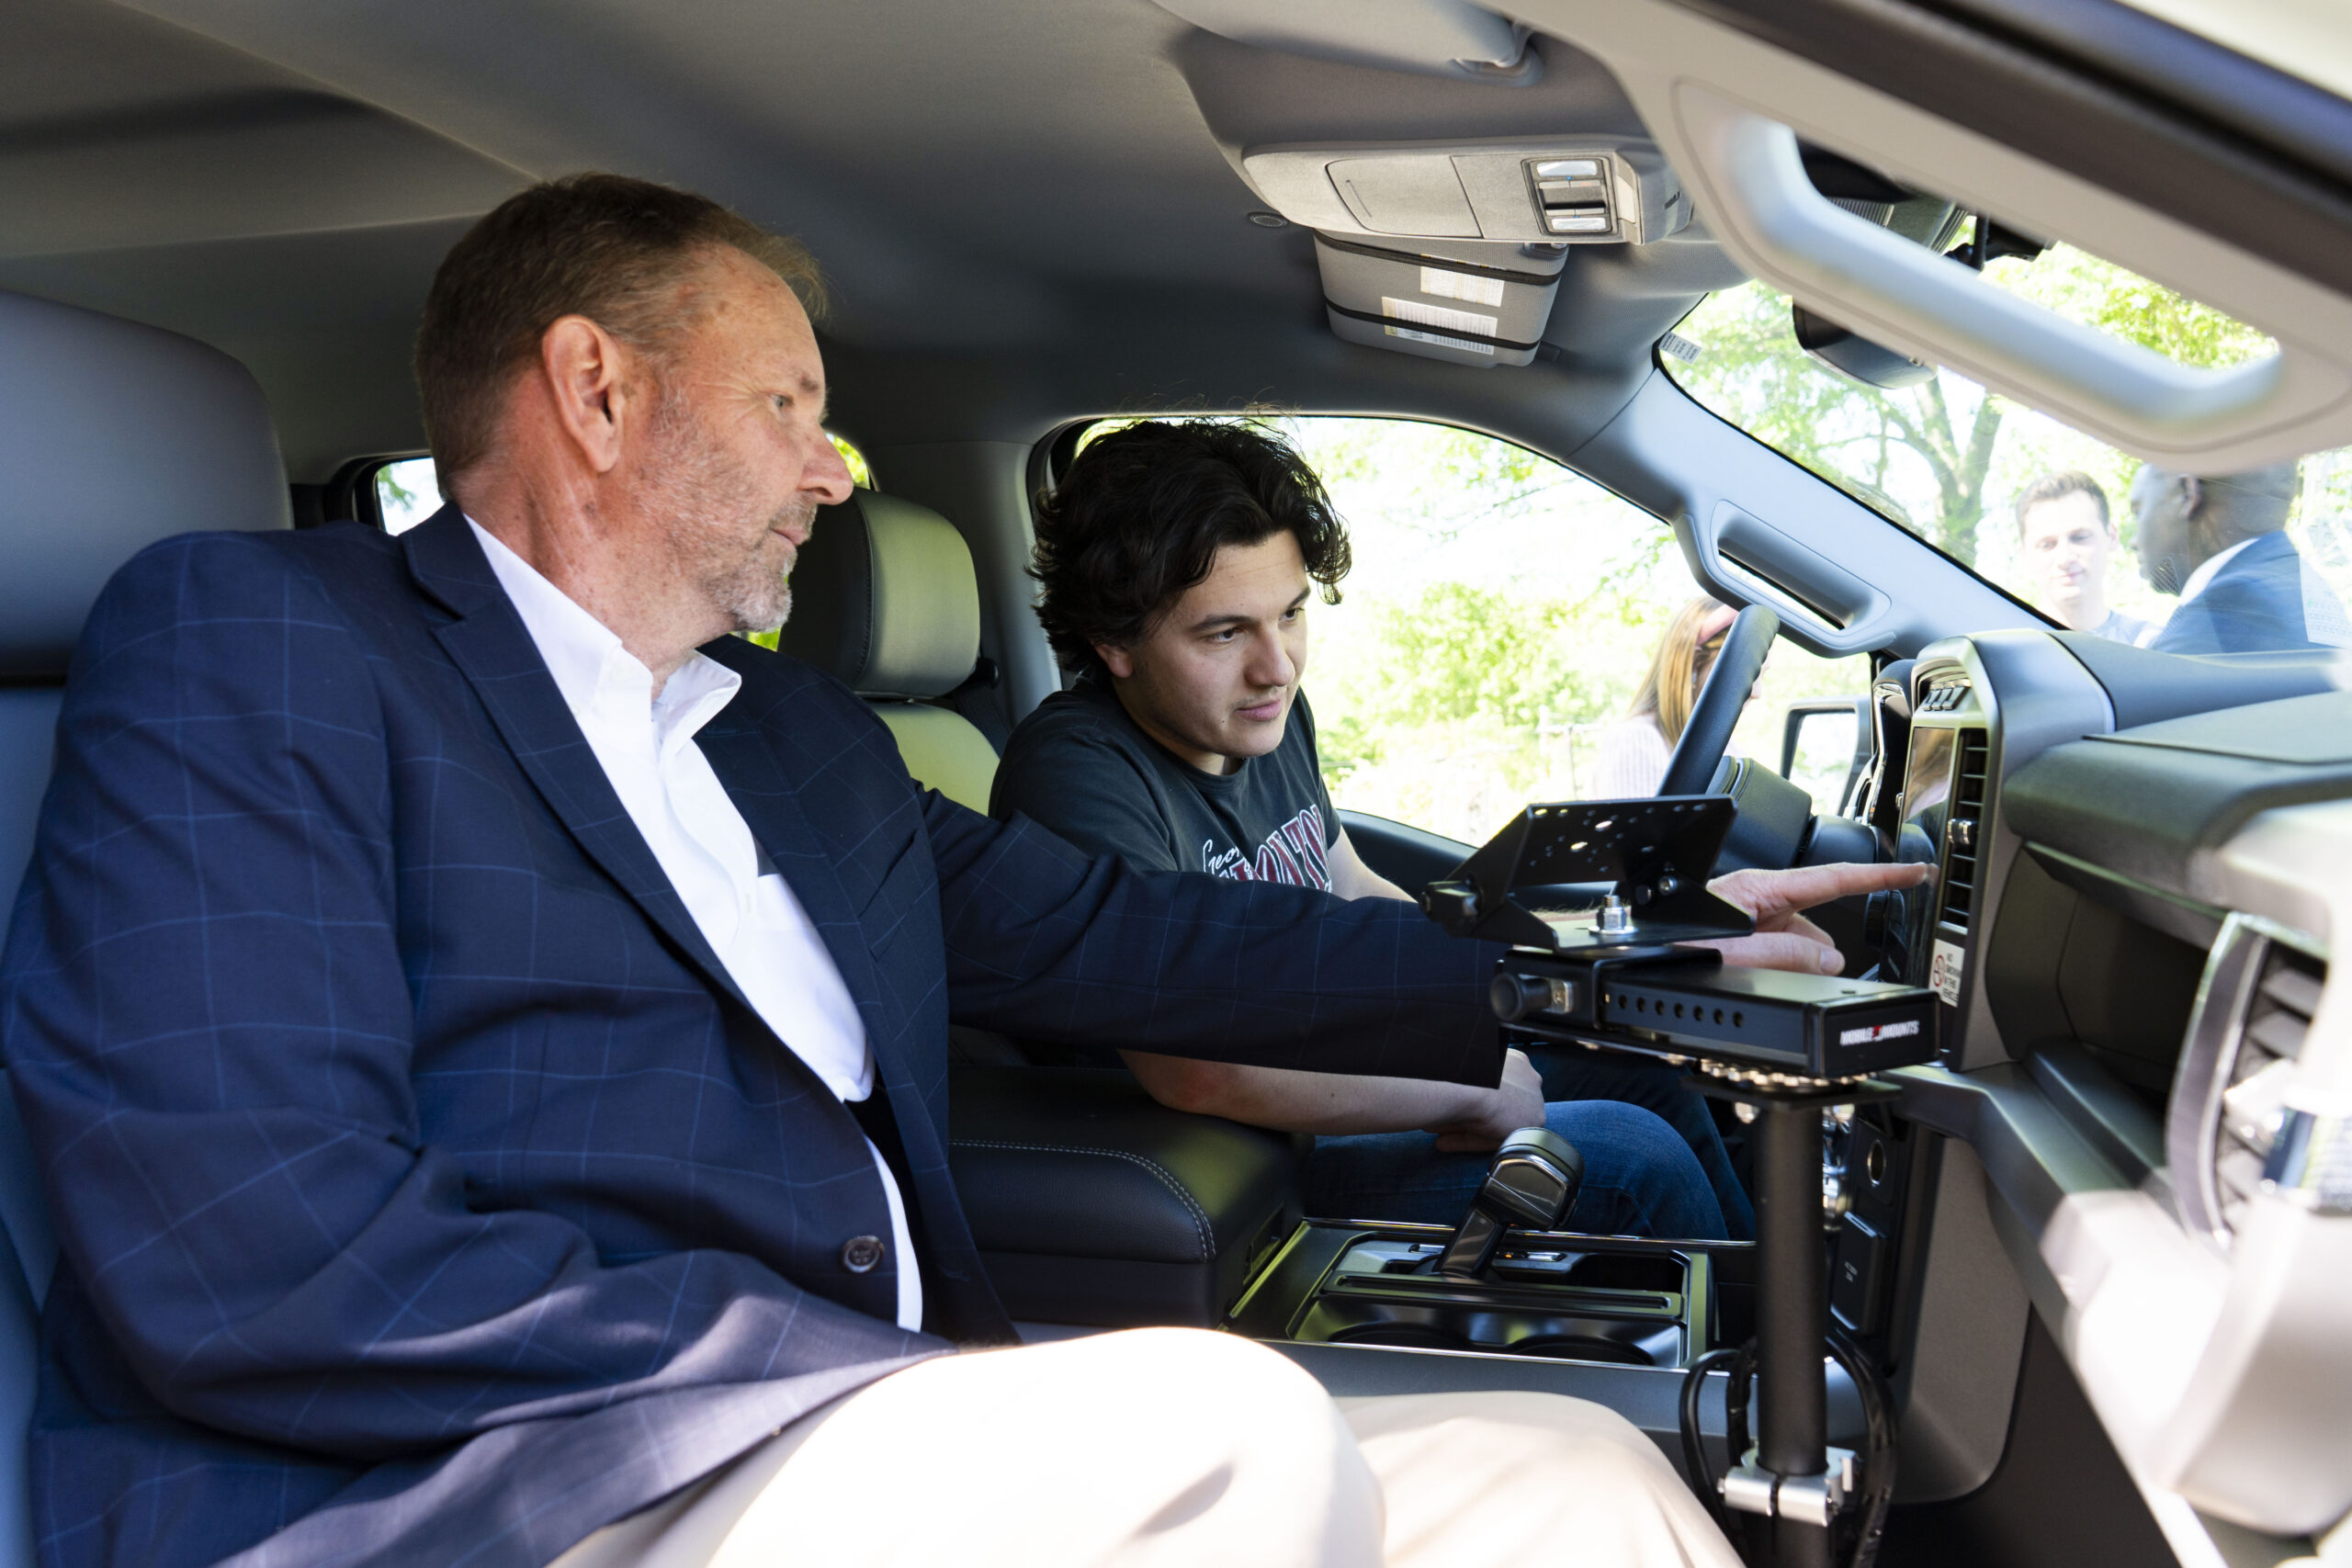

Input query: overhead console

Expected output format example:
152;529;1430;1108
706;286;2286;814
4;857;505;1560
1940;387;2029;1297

1244;141;1688;247
1241;140;1689;367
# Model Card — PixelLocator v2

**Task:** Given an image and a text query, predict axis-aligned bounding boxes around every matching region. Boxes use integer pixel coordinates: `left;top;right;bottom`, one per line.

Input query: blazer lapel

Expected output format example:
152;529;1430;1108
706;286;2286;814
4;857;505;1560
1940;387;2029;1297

401;507;758;1019
689;688;892;1056
691;650;978;1256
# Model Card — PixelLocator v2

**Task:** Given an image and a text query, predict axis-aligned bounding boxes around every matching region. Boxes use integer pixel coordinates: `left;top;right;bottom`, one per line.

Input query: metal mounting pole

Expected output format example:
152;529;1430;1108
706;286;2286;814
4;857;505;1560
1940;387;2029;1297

1700;1076;1893;1565
1756;1097;1832;1568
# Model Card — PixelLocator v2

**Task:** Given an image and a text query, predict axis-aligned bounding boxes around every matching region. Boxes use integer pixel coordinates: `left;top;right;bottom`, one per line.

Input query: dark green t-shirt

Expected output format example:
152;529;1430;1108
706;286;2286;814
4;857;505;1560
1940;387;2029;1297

989;673;1339;888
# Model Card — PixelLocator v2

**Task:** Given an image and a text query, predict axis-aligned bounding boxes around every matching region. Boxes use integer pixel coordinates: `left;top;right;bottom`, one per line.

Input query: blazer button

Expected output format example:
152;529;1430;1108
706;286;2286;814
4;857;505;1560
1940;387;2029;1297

842;1235;887;1274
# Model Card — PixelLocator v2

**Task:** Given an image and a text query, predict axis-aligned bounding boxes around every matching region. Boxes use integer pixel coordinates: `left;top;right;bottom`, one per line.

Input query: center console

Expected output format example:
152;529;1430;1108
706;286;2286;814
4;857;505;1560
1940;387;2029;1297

1227;1220;1721;1369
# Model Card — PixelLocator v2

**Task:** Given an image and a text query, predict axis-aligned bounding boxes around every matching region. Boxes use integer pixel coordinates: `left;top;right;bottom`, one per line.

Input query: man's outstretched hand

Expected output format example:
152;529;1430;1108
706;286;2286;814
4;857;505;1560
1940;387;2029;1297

1693;862;1931;976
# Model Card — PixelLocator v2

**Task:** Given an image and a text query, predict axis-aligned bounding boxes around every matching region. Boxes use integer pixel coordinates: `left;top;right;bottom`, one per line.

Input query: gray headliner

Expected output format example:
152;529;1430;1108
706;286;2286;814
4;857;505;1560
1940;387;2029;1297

0;0;2044;661
0;0;1739;475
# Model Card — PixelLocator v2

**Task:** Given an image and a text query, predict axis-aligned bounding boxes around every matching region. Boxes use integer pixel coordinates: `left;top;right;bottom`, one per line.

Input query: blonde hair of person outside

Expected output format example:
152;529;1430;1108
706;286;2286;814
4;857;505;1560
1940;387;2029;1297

1589;596;1738;797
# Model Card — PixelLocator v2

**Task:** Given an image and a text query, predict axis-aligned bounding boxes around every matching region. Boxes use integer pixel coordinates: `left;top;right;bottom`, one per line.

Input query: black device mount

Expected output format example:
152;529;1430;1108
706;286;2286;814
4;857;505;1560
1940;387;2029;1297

1422;797;1939;1568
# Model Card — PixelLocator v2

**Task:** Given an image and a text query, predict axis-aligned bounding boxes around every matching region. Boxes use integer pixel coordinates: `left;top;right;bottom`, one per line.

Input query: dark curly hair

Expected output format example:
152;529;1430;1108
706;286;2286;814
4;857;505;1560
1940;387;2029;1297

1030;420;1352;675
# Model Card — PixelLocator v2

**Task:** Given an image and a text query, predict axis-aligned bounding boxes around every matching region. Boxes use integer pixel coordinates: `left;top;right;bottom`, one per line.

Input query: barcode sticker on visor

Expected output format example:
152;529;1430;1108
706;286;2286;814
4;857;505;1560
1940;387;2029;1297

1381;297;1499;339
1386;326;1496;354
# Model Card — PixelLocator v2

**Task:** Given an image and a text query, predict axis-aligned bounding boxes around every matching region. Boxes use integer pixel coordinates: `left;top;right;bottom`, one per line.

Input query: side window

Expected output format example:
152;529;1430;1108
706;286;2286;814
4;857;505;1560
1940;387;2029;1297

830;434;875;490
367;434;874;538
375;457;440;534
1219;417;1863;846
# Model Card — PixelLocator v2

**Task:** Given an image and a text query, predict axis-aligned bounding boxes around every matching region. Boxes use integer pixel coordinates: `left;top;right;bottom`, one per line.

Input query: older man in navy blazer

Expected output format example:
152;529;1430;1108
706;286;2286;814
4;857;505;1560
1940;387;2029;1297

0;177;1779;1568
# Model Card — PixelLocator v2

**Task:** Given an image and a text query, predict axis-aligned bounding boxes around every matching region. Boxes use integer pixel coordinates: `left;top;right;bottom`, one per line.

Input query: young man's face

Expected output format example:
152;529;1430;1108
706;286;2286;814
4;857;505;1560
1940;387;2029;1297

1097;531;1311;775
2018;489;2115;628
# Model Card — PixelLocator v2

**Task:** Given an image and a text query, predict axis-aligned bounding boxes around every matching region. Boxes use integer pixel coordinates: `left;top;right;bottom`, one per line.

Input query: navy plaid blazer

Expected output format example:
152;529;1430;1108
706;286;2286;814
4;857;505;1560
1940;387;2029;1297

0;509;1500;1568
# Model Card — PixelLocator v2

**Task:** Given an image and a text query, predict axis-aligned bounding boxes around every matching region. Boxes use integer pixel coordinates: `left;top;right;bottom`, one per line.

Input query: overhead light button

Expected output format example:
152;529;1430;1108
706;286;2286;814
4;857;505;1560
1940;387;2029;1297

1526;156;1614;240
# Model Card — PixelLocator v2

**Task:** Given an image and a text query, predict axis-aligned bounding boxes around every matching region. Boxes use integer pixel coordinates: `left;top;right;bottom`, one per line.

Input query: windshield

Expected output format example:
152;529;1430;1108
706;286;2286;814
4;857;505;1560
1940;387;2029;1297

1659;246;2352;657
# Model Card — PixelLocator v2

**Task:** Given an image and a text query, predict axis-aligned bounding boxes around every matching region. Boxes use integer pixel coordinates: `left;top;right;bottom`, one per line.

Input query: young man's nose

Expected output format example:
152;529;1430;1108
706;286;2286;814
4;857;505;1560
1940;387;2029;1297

1245;631;1295;689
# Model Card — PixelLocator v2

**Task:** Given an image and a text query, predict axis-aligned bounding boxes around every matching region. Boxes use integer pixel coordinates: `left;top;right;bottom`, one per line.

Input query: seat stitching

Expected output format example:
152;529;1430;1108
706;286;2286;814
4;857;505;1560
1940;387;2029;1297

947;1138;1214;1259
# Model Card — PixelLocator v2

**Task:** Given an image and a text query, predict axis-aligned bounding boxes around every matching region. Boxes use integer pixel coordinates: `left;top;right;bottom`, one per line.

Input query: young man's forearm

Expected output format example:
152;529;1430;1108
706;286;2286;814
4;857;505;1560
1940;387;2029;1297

1118;1051;1486;1135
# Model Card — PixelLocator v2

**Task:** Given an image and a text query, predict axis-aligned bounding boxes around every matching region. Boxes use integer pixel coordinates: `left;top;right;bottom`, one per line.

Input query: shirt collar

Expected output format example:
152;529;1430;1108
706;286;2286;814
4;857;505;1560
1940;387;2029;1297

467;516;741;748
2177;536;2258;606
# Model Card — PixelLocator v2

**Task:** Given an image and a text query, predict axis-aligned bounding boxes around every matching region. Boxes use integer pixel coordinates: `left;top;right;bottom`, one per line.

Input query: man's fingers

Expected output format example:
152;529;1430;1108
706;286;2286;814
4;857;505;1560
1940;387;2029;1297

1712;861;1930;920
1693;929;1847;975
1759;911;1835;947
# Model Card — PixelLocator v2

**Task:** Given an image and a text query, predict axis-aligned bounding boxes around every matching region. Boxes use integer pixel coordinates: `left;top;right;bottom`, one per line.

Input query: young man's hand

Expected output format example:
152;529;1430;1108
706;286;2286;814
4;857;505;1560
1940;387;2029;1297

1423;1047;1546;1154
1693;862;1932;976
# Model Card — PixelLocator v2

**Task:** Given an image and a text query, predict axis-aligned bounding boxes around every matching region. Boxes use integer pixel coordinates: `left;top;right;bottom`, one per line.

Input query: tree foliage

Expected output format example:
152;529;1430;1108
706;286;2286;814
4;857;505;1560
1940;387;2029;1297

1666;243;2276;570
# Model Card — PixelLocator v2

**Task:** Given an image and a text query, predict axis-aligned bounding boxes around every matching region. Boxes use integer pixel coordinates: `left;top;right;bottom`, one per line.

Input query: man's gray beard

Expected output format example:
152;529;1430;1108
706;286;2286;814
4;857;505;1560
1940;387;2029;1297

641;389;820;635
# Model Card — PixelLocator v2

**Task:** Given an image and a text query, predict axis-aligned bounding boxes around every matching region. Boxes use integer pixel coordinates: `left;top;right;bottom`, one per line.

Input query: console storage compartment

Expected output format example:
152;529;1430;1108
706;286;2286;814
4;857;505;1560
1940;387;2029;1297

948;1066;1304;1328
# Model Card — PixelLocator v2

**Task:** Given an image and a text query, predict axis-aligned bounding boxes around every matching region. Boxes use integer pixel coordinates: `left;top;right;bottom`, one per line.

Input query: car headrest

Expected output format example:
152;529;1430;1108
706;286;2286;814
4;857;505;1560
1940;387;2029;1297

778;491;981;699
0;289;291;680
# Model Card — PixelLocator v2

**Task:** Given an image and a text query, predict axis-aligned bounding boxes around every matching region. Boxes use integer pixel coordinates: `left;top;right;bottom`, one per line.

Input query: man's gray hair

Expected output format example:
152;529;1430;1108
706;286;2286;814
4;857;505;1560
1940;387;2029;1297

415;174;825;492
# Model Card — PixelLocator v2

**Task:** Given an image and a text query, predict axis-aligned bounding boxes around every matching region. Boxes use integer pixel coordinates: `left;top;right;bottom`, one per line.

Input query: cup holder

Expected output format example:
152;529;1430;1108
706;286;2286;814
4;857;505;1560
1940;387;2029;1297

1509;1334;1654;1366
1328;1322;1473;1352
1301;1299;1682;1367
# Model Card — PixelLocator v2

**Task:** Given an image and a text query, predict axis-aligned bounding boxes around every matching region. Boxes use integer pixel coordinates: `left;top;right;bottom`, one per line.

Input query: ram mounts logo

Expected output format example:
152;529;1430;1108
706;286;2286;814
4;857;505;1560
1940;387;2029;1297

1201;803;1332;890
1838;1019;1923;1046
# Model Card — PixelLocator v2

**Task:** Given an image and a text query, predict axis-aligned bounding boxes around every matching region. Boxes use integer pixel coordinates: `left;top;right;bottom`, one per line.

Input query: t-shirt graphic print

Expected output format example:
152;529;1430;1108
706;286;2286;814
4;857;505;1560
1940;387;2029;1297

1200;801;1331;887
989;672;1341;888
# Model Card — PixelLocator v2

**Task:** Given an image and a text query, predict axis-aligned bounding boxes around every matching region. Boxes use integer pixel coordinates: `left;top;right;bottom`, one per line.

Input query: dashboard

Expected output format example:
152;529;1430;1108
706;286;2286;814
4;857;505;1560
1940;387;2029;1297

1846;626;2352;1540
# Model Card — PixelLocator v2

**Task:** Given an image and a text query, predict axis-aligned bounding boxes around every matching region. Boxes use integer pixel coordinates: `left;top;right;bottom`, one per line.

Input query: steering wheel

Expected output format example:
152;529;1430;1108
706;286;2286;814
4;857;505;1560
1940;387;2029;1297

1657;604;1779;796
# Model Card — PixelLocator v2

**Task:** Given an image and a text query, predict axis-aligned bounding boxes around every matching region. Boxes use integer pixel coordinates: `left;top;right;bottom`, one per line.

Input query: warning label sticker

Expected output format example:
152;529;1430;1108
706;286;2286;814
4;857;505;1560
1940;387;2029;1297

1929;939;1966;1006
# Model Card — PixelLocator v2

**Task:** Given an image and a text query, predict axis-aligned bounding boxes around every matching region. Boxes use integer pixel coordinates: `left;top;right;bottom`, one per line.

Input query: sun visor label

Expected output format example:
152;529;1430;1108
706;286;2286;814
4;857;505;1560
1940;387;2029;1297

1930;939;1966;1006
1419;266;1507;308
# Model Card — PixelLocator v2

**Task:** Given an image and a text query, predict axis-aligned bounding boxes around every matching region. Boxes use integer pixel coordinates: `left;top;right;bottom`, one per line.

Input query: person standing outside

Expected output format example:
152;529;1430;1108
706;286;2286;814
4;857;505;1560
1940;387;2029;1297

2132;461;2352;654
1589;596;1738;797
2014;470;2154;643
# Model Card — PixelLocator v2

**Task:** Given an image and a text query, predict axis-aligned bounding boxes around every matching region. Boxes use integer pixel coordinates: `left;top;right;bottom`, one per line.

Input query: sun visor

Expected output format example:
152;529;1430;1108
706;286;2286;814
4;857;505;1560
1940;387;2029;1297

1316;234;1565;367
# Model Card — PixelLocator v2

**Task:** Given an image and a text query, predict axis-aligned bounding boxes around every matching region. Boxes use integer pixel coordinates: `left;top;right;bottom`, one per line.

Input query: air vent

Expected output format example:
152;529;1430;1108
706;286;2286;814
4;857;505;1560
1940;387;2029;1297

2168;915;2331;1246
1935;729;1989;933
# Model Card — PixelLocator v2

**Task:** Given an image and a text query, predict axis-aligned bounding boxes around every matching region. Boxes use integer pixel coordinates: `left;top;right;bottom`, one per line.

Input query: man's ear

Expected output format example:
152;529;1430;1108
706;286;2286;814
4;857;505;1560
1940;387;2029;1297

538;315;636;477
1095;643;1136;680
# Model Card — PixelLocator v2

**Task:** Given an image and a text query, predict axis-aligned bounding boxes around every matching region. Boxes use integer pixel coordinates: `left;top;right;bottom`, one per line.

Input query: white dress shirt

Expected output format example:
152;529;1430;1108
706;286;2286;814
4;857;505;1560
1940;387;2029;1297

469;519;921;1330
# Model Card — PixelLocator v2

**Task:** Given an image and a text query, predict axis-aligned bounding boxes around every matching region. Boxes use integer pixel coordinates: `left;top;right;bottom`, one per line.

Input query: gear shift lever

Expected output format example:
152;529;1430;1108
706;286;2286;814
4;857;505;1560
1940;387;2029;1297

1437;1126;1585;1280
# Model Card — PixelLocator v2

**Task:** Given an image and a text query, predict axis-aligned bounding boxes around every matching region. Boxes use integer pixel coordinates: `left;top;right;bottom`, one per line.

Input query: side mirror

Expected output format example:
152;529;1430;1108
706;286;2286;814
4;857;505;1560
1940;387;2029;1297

1781;698;1871;815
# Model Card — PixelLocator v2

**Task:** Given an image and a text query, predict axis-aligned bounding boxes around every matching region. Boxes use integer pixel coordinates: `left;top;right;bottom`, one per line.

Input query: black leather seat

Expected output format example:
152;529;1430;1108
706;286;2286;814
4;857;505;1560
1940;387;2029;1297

0;288;294;1568
950;1067;1302;1327
783;492;1306;1328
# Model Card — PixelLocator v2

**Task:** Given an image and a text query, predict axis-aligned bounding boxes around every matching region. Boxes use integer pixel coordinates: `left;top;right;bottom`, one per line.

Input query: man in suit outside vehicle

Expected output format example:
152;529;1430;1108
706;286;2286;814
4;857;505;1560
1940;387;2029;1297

2133;462;2351;654
4;175;1802;1568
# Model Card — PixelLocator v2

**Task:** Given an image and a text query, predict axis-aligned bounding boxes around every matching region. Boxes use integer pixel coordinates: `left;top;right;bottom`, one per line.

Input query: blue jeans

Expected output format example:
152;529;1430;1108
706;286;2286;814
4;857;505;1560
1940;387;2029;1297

1528;1050;1756;1240
1303;1099;1732;1241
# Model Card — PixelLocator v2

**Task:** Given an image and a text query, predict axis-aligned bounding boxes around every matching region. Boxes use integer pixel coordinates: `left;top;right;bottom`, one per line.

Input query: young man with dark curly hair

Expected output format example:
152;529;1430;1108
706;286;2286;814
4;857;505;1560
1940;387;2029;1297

991;419;1784;1238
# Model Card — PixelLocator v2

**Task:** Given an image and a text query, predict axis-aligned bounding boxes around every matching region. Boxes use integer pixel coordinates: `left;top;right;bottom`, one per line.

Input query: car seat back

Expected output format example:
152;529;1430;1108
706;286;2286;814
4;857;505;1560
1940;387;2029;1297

777;491;1001;809
0;286;292;1568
